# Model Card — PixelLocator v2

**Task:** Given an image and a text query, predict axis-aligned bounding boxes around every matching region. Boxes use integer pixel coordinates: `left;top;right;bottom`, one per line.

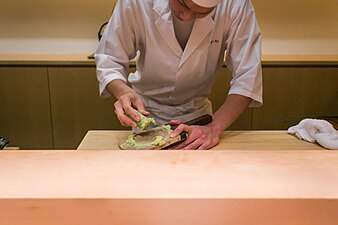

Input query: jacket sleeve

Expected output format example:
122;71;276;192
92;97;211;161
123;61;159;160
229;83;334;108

225;0;263;107
94;0;139;98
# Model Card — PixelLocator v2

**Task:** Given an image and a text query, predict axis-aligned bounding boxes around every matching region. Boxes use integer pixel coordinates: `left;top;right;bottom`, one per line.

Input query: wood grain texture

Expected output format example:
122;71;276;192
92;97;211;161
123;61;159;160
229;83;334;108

0;150;337;225
1;199;337;225
0;150;337;198
77;130;326;150
0;67;53;149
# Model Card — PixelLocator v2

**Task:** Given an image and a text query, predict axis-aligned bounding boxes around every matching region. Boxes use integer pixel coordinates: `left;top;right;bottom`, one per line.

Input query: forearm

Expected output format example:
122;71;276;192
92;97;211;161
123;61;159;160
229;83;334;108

211;94;251;135
106;79;135;99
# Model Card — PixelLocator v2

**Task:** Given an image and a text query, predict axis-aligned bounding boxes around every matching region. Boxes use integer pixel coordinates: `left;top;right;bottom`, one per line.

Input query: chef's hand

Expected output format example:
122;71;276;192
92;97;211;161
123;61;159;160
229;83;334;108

114;92;149;128
169;124;222;150
105;80;149;128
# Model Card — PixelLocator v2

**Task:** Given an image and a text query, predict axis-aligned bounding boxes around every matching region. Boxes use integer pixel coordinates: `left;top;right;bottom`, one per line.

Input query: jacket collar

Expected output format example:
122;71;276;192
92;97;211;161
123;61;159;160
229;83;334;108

153;0;217;20
153;0;217;66
154;0;182;57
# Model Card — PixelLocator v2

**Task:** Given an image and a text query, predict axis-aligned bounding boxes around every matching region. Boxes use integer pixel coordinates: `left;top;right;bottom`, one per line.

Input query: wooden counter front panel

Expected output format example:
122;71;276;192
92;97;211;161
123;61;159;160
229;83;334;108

0;150;337;225
1;199;337;225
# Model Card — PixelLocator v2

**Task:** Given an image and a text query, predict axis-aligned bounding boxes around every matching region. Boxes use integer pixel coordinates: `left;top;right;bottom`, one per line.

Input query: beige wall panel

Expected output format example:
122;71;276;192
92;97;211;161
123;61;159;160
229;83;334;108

210;68;252;130
48;67;126;149
253;0;338;55
0;67;53;149
252;67;338;129
1;0;337;54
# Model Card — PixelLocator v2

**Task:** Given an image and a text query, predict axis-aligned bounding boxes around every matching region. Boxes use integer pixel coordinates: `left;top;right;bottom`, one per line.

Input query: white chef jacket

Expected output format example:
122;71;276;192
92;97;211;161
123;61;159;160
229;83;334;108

95;0;263;124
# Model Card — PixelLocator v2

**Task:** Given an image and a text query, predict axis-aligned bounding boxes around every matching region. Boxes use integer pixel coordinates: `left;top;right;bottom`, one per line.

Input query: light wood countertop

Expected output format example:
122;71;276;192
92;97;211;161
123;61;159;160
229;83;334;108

0;150;337;198
77;130;326;150
1;54;337;66
0;54;94;66
0;149;337;225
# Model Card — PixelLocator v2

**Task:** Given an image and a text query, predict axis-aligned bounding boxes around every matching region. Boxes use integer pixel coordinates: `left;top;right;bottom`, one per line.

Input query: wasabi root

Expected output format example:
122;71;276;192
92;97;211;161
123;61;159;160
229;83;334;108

136;114;156;130
128;110;156;130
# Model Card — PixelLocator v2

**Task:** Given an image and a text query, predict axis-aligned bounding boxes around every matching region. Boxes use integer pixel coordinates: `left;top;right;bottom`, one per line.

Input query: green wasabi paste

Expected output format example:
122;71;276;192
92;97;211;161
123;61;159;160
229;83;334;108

125;134;137;146
151;136;167;147
162;124;172;131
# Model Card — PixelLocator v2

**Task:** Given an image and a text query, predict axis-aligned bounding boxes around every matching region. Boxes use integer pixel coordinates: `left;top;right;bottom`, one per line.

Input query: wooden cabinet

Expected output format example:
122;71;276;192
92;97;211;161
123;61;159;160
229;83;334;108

0;67;53;149
48;66;254;149
210;65;338;130
1;56;337;149
252;66;338;129
48;67;127;149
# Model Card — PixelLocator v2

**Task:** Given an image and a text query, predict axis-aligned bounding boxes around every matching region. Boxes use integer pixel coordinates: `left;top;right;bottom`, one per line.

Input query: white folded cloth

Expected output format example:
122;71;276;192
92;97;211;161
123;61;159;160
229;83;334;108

287;118;338;150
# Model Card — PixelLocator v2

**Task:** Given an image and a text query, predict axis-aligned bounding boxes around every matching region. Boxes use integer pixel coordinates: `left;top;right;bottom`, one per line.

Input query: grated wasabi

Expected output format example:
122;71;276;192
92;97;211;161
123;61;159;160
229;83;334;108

125;134;137;146
151;136;167;147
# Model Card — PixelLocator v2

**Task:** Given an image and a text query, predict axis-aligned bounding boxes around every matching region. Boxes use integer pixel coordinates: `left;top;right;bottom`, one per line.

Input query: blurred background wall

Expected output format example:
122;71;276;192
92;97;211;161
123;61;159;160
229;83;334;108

0;0;337;55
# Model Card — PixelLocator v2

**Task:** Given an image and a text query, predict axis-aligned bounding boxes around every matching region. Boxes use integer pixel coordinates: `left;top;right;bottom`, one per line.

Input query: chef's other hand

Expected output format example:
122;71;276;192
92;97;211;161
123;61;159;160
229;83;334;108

168;119;183;127
169;124;221;150
114;92;149;128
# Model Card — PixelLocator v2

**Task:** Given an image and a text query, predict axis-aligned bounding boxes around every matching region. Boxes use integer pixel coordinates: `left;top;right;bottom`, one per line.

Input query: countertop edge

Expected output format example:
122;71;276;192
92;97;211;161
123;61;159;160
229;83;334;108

1;54;338;66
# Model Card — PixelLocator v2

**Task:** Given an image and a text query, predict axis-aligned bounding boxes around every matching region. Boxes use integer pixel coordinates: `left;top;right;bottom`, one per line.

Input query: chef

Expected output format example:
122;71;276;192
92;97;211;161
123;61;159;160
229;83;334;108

95;0;263;150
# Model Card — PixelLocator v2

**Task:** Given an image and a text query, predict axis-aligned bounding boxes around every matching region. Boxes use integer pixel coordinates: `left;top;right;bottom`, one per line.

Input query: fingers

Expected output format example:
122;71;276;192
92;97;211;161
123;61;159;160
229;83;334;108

177;137;211;150
169;125;219;150
173;134;206;150
169;119;183;126
170;124;198;150
170;123;186;138
132;97;150;116
114;101;137;127
175;139;206;150
114;93;149;128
